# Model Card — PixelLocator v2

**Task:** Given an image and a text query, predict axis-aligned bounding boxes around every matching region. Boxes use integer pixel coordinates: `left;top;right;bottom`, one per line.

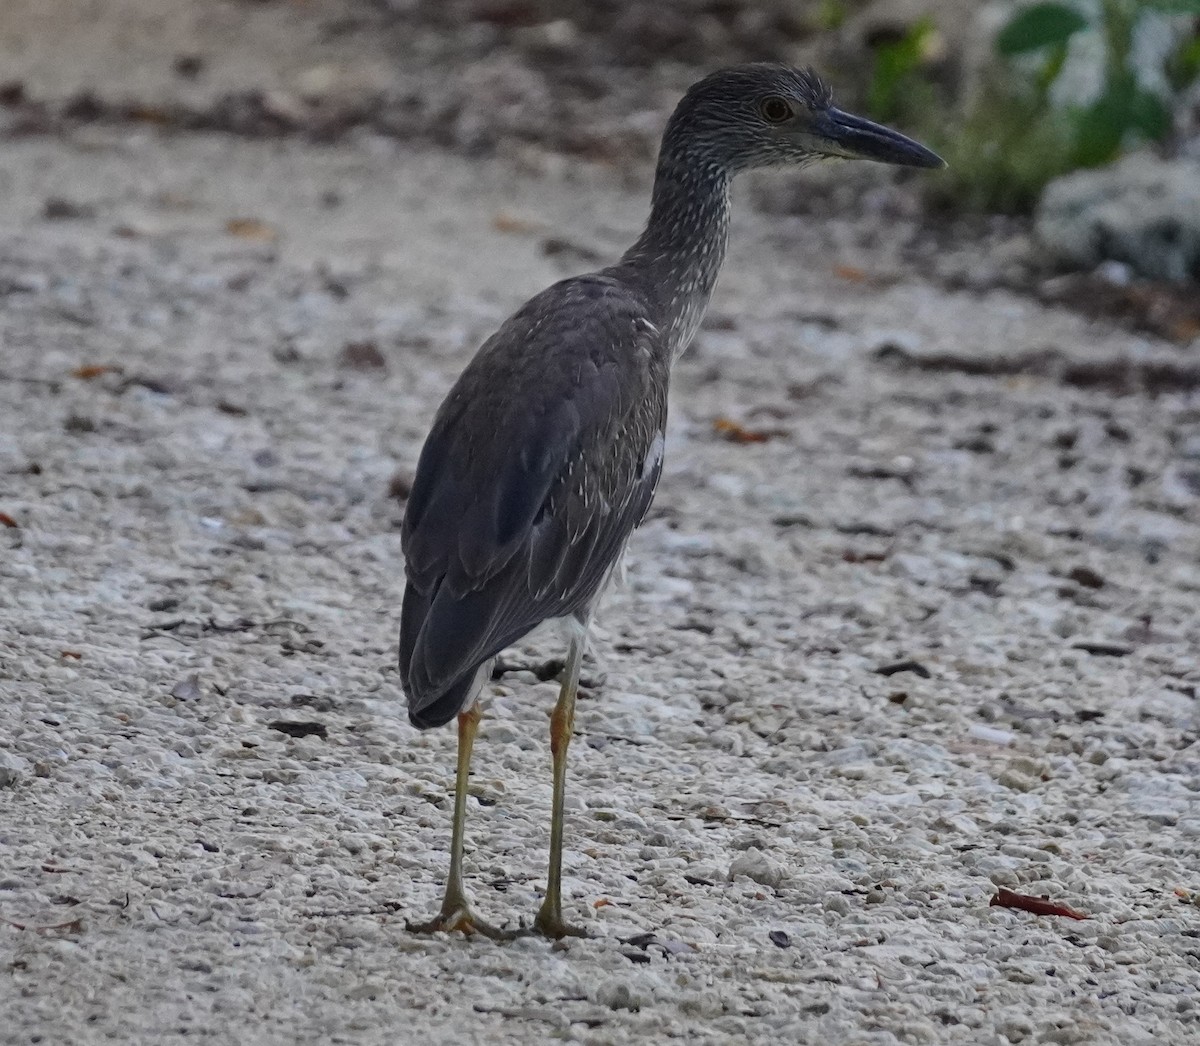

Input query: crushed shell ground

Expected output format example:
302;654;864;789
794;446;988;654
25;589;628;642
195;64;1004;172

1;132;1199;1045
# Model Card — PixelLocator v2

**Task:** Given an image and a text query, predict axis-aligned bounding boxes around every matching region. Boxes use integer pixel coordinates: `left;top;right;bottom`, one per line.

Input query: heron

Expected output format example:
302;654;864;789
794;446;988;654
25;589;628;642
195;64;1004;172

399;64;943;939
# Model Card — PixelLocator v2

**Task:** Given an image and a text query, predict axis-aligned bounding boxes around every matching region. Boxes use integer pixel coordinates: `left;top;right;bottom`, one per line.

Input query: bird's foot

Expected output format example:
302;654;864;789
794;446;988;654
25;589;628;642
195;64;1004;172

532;905;590;940
406;903;523;941
491;658;605;691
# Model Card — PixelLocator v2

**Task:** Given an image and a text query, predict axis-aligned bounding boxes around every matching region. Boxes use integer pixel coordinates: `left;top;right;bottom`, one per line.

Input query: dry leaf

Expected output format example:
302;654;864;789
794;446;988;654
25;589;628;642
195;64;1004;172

61;650;83;660
1171;318;1200;342
833;263;868;282
225;218;278;243
990;888;1087;921
71;364;119;380
593;898;613;909
0;512;18;528
128;105;171;125
492;211;538;234
713;417;786;444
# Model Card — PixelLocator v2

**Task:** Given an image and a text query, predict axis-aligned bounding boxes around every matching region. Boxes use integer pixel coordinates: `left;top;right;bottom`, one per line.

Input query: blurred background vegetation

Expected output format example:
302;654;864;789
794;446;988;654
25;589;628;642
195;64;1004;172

856;0;1200;212
371;0;1200;215
0;1;1195;338
1;1;1198;221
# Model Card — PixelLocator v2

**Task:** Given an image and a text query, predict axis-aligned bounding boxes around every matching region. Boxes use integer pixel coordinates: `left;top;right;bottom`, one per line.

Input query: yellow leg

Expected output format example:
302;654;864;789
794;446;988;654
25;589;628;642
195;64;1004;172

408;704;517;940
533;635;588;938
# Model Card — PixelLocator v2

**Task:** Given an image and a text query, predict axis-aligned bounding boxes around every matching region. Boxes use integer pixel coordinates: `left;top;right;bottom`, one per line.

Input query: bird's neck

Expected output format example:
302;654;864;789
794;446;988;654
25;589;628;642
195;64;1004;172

616;150;732;360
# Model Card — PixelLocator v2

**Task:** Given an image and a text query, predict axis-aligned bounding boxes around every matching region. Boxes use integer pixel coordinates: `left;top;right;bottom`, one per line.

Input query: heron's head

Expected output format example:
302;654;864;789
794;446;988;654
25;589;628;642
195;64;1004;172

665;64;945;174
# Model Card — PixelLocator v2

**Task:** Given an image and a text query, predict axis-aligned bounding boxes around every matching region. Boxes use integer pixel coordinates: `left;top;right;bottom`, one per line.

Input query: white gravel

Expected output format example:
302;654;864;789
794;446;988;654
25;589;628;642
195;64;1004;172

2;130;1200;1045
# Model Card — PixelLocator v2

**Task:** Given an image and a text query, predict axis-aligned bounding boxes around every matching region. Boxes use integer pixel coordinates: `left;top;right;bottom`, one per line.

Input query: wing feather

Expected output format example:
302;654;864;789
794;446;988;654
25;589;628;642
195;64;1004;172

400;276;668;724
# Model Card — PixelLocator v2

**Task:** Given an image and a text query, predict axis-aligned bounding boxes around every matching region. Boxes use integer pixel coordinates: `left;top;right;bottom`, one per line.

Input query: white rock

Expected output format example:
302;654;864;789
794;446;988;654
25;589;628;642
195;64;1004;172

728;847;784;889
0;751;28;788
1037;155;1200;281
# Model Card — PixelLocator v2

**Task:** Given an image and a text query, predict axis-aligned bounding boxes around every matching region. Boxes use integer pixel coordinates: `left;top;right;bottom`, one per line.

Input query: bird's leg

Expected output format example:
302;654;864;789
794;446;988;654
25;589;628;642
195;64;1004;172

407;704;517;941
534;635;589;938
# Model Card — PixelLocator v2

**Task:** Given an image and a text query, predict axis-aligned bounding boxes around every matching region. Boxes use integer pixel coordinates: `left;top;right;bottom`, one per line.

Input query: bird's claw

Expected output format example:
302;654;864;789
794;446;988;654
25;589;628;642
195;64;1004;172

532;910;590;940
406;905;524;942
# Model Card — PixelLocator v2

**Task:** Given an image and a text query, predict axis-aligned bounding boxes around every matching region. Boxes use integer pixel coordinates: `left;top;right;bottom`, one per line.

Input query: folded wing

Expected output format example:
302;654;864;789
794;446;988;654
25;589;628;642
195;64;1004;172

400;276;668;727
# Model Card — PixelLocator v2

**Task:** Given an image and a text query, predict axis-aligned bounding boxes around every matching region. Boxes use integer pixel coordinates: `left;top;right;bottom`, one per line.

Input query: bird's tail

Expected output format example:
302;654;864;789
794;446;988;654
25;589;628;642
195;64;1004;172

406;658;494;730
399;582;492;729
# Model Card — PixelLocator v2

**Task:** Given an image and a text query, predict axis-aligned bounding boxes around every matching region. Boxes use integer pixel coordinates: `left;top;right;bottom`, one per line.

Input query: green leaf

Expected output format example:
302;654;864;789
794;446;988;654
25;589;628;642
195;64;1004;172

816;0;849;31
867;17;936;121
1072;94;1125;167
1127;88;1172;140
1070;79;1172;167
1034;41;1070;96
1168;35;1200;90
1140;0;1200;15
997;3;1089;55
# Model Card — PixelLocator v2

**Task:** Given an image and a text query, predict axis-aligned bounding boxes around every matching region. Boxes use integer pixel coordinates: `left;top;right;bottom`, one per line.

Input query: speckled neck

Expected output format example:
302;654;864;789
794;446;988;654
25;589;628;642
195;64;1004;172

615;148;732;360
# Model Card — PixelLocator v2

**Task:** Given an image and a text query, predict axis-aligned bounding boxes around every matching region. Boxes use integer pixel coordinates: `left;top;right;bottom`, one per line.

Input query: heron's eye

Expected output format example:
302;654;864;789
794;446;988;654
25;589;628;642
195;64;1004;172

759;96;792;124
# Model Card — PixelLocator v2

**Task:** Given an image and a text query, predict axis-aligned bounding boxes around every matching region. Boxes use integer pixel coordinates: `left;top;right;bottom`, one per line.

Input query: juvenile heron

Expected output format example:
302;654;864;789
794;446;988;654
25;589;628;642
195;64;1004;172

400;64;943;939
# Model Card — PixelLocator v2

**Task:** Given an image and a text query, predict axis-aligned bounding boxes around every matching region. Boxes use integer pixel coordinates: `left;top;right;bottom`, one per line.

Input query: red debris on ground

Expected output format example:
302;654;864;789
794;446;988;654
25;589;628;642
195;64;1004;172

990;888;1088;921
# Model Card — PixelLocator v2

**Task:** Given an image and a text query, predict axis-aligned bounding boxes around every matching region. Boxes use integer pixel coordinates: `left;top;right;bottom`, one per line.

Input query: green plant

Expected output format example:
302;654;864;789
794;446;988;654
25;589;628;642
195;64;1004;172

815;0;851;32
995;0;1199;167
923;77;1078;214
867;17;939;124
865;1;1200;212
1166;30;1200;88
